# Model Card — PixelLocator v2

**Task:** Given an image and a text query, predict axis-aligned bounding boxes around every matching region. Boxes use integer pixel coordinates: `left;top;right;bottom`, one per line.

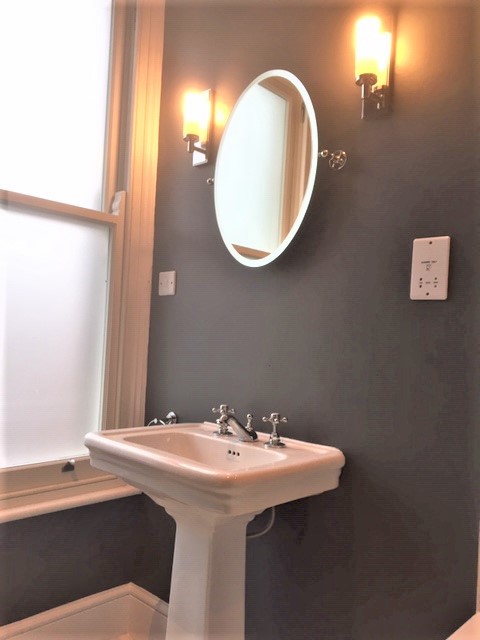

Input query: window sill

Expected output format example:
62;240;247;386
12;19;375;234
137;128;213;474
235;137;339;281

0;457;140;523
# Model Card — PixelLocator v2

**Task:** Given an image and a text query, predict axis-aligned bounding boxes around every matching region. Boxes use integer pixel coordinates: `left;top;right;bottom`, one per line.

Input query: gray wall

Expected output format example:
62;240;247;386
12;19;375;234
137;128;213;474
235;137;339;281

146;2;480;639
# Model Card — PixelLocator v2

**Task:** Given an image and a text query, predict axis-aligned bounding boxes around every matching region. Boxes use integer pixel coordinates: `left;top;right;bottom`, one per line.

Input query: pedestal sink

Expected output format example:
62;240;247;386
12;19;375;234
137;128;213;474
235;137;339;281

85;422;345;640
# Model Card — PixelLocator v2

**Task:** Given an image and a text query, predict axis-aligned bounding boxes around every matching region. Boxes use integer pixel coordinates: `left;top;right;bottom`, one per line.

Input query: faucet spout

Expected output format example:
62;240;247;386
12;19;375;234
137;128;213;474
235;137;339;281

225;413;258;442
212;405;258;441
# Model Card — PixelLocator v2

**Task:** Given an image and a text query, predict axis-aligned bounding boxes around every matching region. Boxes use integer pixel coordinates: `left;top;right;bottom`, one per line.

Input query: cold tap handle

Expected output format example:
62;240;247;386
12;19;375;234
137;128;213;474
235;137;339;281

262;413;288;448
262;412;288;427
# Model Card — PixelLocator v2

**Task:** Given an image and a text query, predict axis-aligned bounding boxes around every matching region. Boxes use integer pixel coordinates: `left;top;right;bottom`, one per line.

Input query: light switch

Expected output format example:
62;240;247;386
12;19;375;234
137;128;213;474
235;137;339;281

410;236;450;300
158;271;176;296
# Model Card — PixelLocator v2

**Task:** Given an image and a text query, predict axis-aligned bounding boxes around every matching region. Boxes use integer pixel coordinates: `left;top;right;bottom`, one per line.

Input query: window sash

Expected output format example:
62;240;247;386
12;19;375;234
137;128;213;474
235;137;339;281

0;0;165;520
0;0;113;210
1;196;115;467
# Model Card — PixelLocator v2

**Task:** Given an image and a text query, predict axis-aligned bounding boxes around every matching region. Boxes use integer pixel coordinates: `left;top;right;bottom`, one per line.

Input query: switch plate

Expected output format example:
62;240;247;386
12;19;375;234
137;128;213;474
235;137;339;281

410;236;450;300
158;271;176;296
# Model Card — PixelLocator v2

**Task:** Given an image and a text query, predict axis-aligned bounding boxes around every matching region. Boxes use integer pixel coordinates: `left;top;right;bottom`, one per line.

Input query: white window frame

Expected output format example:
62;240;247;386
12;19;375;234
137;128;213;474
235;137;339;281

0;0;165;522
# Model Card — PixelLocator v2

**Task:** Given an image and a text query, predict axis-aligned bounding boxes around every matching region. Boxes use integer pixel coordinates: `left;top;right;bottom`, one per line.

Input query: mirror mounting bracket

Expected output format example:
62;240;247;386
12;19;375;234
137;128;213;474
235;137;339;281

319;149;348;171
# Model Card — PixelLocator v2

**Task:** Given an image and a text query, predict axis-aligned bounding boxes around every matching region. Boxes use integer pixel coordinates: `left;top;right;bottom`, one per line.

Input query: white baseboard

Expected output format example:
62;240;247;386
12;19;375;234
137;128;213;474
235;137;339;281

0;583;168;640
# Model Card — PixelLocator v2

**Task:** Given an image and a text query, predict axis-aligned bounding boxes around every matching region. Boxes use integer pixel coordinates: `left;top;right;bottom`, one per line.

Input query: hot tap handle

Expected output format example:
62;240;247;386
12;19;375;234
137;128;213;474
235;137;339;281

212;404;235;418
212;404;235;436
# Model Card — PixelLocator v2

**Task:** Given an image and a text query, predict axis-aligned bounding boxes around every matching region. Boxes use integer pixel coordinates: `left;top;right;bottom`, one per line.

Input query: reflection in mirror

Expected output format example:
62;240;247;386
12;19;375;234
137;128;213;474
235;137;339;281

214;70;318;267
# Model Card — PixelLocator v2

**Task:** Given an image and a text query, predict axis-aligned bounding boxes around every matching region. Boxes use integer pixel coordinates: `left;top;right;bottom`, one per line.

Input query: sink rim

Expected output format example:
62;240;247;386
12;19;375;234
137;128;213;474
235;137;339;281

85;422;345;490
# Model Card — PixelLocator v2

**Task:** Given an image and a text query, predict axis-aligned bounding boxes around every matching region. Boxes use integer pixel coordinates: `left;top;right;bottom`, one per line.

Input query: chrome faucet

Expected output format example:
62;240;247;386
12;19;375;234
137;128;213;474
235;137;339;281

212;405;258;442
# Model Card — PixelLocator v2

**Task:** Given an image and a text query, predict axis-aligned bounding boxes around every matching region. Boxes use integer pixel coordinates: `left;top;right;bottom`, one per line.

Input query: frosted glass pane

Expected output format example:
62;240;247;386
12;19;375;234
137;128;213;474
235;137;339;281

0;0;112;210
0;205;110;468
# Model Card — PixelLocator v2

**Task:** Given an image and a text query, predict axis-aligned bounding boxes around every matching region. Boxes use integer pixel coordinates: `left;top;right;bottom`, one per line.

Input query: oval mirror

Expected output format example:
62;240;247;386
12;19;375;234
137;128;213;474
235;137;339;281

214;69;318;267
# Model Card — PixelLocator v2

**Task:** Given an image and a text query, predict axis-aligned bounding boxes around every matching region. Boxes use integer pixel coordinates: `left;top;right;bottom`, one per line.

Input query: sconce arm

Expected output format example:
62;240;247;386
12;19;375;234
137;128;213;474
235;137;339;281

183;134;207;156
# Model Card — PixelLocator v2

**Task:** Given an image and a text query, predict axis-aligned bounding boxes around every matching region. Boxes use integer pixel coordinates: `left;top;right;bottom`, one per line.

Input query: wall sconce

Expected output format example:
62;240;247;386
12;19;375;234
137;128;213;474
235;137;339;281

355;16;392;119
182;89;212;166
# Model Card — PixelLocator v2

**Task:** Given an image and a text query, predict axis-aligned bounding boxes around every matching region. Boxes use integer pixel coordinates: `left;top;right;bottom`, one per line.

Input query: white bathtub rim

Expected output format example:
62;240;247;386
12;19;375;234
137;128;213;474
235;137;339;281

0;582;168;639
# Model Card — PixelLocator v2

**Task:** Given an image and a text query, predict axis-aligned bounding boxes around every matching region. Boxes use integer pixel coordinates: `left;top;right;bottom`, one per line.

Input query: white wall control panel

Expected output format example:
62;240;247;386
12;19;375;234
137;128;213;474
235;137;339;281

158;270;176;296
410;236;450;300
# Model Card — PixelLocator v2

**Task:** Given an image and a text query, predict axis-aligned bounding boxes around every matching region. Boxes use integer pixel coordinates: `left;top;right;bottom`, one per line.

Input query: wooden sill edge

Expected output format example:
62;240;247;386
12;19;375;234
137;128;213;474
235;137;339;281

0;477;140;523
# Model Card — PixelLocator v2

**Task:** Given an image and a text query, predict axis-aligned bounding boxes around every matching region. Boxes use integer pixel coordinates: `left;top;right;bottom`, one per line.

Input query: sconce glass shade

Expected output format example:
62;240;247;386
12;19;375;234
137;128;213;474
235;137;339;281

355;16;382;80
355;16;391;87
182;90;211;143
354;15;392;118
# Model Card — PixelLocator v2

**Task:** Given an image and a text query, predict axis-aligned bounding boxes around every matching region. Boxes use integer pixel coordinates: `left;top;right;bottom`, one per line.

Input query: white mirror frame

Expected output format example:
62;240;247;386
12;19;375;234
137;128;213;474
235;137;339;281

214;69;318;268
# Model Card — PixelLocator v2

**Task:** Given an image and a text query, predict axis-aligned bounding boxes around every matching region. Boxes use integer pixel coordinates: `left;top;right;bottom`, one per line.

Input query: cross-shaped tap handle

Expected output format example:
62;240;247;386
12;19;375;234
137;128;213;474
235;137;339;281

262;413;288;448
262;412;288;427
212;404;235;419
212;404;235;436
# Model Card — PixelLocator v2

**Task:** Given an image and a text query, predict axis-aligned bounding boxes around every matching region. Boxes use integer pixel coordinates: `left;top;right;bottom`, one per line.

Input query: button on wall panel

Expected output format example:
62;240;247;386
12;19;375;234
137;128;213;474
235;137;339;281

410;236;450;300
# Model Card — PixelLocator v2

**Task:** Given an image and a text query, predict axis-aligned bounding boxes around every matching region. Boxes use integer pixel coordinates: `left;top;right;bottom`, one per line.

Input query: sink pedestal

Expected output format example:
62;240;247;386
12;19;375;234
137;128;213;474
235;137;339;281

154;496;258;640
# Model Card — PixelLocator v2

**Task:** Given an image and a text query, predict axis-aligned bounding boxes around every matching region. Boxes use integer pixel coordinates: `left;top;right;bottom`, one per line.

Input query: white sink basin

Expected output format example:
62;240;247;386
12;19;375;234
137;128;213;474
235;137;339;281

85;422;345;515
